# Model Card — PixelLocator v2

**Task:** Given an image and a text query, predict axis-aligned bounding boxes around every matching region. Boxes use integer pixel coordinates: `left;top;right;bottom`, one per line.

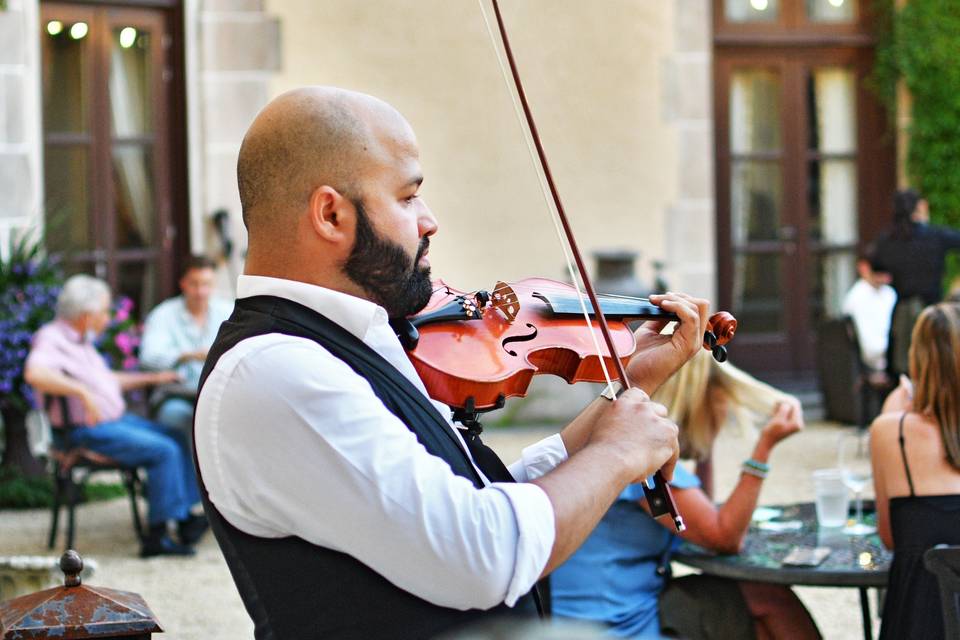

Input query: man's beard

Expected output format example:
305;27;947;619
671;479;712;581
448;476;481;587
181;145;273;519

344;199;433;318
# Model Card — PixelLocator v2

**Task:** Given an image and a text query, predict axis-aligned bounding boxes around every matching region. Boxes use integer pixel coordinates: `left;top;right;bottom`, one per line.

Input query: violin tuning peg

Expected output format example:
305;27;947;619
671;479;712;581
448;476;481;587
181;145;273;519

703;330;718;350
712;344;728;363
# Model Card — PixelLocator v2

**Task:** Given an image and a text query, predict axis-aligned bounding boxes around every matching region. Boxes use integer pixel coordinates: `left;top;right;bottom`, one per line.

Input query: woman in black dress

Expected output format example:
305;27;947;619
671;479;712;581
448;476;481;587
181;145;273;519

870;302;960;639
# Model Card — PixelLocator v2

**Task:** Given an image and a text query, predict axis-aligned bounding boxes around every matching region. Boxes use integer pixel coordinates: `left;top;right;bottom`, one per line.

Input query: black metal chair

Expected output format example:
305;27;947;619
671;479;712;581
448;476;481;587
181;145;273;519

817;316;894;427
924;545;960;639
44;395;146;551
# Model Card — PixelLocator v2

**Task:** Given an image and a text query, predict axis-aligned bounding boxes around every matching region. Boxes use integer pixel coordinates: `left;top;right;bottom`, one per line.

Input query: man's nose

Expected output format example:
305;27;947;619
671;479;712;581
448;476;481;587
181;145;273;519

419;201;438;238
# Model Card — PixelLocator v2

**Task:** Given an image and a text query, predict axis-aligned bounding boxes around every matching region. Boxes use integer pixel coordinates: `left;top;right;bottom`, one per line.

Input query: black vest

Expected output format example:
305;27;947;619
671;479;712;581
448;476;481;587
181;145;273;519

194;295;535;639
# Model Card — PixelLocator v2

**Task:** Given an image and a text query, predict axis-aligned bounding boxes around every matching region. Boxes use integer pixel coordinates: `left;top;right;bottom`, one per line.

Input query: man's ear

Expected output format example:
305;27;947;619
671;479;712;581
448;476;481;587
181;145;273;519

307;185;351;243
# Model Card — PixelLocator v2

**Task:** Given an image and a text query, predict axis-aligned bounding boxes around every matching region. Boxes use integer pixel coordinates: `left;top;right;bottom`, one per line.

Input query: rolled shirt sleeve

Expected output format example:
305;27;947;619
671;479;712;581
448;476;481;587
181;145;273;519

196;335;556;611
488;482;555;605
507;433;568;483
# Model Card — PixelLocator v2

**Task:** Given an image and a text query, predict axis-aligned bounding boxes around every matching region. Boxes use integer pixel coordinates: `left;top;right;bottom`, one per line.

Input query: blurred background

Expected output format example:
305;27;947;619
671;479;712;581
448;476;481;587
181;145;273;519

4;0;942;384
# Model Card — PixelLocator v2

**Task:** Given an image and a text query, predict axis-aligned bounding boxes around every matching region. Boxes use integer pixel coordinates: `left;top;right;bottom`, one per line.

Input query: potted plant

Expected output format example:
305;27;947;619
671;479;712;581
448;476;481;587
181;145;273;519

0;233;62;478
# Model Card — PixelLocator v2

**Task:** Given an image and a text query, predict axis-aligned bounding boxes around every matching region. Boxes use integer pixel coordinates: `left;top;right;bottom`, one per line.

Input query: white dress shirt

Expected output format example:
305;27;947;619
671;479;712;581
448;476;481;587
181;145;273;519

195;275;566;610
841;279;897;372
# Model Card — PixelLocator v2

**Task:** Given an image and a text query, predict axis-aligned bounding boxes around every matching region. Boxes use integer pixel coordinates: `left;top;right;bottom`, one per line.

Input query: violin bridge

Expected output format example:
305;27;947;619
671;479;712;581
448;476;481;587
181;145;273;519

491;281;520;322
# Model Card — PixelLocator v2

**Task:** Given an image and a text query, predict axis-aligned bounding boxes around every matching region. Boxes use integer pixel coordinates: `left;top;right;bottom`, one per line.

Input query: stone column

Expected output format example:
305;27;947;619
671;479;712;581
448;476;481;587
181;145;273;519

188;0;279;292
663;0;715;301
0;0;42;259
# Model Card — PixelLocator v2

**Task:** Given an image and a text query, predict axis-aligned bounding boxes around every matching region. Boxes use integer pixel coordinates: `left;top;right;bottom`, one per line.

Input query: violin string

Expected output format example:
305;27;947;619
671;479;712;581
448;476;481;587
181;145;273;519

477;0;615;392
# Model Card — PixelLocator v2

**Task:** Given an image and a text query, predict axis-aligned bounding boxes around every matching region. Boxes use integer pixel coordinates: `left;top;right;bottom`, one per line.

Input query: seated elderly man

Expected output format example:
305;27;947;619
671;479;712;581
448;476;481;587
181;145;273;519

139;256;232;433
25;274;208;557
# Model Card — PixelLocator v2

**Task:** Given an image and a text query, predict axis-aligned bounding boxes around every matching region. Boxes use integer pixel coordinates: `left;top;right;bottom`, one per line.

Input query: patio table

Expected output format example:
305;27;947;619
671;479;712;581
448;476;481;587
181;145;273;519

672;502;891;640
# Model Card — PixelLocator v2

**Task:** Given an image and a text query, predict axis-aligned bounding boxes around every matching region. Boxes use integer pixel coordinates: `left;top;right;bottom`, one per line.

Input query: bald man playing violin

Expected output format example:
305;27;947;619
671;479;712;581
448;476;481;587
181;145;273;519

194;86;710;640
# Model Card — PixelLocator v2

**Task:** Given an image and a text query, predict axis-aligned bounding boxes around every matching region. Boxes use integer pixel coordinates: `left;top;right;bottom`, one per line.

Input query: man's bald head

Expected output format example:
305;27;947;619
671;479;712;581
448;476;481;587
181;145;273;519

237;86;411;238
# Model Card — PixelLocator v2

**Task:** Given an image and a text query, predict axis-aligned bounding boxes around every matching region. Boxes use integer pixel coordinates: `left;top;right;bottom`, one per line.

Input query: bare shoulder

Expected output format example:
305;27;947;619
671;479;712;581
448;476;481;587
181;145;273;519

870;411;906;447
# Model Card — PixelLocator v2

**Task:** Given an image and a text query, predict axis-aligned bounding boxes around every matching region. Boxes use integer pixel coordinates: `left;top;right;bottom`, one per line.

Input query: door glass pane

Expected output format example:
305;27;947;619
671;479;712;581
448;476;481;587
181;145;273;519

809;68;856;154
732;161;783;243
731;70;781;153
44;146;92;252
110;26;153;136
806;0;857;23
733;253;784;332
808;159;857;244
730;68;784;334
725;0;779;22
808;66;858;330
113;145;155;249
810;251;856;328
42;18;90;134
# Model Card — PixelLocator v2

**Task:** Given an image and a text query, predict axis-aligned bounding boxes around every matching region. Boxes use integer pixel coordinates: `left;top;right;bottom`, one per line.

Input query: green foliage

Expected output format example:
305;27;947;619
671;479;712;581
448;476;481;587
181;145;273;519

0;466;53;509
0;466;127;510
874;0;960;232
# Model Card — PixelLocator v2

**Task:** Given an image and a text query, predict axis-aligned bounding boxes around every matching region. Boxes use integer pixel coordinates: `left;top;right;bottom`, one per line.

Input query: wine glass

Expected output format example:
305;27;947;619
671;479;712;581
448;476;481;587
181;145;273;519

838;430;876;535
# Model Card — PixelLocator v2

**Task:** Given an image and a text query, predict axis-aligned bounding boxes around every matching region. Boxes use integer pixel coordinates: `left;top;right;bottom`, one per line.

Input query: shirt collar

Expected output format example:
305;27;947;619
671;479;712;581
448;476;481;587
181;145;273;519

55;319;85;344
175;296;193;323
236;275;388;341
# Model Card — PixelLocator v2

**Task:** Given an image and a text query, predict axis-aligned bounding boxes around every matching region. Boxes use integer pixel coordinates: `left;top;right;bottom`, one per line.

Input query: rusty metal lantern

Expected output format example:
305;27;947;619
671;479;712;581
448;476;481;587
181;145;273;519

0;550;163;639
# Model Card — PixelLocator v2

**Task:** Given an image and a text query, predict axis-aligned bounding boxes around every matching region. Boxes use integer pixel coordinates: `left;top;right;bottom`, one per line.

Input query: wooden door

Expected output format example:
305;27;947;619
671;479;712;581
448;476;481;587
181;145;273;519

714;0;895;374
40;1;185;316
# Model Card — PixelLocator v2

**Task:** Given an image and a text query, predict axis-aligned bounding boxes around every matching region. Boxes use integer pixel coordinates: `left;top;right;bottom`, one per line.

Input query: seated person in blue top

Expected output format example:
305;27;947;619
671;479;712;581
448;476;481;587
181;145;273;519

140;255;233;432
870;303;960;640
551;350;821;639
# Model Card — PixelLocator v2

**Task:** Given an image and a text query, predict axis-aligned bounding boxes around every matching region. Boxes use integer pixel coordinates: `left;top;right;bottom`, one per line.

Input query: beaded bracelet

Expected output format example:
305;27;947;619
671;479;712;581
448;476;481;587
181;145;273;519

741;458;770;479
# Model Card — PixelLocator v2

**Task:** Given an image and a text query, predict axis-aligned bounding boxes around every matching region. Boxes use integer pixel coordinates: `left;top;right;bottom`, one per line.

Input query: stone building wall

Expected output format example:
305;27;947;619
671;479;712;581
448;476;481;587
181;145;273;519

663;0;715;301
0;0;42;259
189;0;279;291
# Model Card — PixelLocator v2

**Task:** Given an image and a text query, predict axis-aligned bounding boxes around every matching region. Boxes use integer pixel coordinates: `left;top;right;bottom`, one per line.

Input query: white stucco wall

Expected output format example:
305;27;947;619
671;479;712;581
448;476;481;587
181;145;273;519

4;0;714;308
263;0;712;297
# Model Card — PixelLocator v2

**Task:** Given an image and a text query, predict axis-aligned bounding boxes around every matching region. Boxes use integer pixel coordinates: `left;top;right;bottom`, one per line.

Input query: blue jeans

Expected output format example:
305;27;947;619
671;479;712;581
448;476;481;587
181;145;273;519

155;398;194;433
67;413;200;525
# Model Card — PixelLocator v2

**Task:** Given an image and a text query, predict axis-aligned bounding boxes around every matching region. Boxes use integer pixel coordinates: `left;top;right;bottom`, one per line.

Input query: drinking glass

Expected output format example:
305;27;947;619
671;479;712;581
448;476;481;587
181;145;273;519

838;431;876;535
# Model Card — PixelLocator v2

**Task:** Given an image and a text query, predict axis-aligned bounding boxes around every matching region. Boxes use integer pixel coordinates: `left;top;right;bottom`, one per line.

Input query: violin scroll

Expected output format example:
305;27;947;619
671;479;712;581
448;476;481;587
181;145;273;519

703;311;738;363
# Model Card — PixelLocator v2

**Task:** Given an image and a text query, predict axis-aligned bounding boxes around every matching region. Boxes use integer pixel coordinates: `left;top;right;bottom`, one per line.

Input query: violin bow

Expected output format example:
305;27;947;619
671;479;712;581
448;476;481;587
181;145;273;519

478;0;684;532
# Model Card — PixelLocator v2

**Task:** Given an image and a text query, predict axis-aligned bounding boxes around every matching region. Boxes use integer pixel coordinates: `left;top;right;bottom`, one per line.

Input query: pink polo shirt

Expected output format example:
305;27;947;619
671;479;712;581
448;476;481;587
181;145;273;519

26;320;126;426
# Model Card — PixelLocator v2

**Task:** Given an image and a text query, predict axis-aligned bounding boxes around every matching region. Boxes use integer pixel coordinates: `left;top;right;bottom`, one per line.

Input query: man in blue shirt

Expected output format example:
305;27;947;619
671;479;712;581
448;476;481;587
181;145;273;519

140;256;233;433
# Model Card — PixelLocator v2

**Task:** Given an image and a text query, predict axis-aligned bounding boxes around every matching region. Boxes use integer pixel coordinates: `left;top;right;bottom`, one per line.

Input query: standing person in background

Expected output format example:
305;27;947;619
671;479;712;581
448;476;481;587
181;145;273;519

140;256;233;434
870;303;960;639
551;351;820;640
873;189;960;375
841;248;896;377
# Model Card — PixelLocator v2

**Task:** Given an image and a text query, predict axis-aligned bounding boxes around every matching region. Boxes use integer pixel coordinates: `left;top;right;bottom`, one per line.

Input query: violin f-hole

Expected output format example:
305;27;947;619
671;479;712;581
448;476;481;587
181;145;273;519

501;323;538;356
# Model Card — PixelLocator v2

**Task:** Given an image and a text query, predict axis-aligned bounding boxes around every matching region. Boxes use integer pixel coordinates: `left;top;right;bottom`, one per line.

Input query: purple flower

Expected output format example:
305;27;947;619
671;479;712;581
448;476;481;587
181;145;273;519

119;297;134;312
122;356;138;370
115;308;130;323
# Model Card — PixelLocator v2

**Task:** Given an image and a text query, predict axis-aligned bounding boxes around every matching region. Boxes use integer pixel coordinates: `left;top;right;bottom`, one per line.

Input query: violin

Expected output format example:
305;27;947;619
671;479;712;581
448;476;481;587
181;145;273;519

422;0;738;531
395;278;737;413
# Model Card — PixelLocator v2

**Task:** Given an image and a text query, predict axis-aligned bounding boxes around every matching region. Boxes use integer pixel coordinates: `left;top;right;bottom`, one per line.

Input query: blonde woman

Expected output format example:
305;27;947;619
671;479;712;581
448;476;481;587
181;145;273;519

551;350;820;639
870;303;960;639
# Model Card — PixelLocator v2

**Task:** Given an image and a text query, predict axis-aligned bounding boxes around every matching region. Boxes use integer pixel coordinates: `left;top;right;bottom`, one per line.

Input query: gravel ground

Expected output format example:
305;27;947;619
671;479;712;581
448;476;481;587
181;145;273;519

0;419;875;639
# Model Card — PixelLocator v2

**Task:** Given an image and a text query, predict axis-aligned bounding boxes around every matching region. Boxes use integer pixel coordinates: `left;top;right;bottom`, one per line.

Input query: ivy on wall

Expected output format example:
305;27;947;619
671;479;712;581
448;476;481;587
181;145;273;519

874;0;960;230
